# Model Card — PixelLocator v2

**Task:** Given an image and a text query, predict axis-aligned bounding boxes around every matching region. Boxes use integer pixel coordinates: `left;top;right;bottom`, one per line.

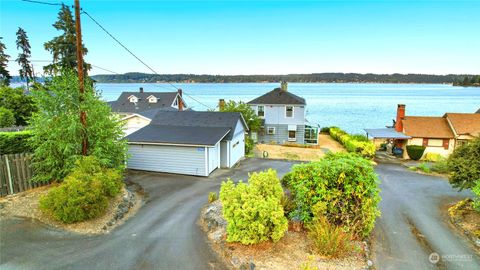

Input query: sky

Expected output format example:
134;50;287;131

1;0;480;76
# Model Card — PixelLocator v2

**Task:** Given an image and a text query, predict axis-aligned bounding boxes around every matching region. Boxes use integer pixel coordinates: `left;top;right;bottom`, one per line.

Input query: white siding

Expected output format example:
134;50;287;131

220;141;229;168
229;131;244;167
207;143;220;174
127;144;207;176
123;116;151;136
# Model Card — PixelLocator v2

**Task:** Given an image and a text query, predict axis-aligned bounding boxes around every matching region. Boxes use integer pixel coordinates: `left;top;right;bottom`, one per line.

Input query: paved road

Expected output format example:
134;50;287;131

0;159;296;270
373;163;480;269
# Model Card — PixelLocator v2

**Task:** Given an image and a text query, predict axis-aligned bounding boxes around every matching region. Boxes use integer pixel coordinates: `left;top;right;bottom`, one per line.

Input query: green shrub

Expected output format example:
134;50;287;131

208;191;218;203
320;127;331;134
417;162;431;173
329;127;375;158
219;169;288;244
0;107;15;128
472;181;480;212
40;156;123;223
431;158;450;174
280;193;296;217
0;131;33;154
406;145;426;160
245;136;254;155
448;137;480;190
282;153;380;237
306;214;355;258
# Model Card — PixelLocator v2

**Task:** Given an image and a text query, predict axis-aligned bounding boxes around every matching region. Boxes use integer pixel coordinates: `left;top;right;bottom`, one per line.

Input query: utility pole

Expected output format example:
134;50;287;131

74;0;88;156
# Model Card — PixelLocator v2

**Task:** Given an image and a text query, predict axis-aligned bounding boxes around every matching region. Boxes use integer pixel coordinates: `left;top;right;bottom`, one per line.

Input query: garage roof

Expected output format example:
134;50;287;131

126;125;231;147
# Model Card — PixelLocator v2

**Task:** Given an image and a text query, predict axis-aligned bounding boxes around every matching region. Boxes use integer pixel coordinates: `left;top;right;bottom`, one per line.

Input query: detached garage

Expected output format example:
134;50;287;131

125;111;248;176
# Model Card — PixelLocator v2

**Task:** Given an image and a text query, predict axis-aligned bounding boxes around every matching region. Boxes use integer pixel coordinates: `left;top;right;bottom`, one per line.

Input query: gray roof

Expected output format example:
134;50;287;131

126;125;230;146
364;128;411;139
247;88;306;105
476;108;480;114
109;91;180;113
126;111;248;146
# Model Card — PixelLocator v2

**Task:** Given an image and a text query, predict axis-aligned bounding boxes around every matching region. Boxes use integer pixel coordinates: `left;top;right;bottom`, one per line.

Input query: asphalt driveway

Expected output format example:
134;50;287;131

0;158;296;270
373;163;480;269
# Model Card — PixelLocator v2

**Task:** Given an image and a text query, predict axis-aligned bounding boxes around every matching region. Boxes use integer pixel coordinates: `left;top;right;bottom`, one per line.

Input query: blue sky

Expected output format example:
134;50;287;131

1;0;479;76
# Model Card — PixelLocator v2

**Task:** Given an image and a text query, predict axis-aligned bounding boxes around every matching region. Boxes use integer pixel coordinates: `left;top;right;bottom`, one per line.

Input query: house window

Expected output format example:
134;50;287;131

288;131;296;141
257;106;265;117
285;106;294;118
129;96;138;103
148;96;157;103
267;127;275;135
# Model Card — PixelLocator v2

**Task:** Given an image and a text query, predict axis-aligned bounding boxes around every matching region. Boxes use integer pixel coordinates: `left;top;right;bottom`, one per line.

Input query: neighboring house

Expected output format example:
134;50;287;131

125;111;248;176
366;104;480;159
476;108;480;114
247;82;318;144
108;87;188;135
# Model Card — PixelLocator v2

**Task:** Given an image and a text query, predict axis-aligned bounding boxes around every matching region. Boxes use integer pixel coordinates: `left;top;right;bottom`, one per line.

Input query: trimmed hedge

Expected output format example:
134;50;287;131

282;153;381;237
0;131;33;154
406;145;425;160
329;127;375;158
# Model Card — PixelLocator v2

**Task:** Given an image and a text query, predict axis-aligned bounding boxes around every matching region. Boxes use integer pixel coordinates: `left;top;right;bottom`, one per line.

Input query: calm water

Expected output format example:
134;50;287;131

95;83;479;134
14;82;478;134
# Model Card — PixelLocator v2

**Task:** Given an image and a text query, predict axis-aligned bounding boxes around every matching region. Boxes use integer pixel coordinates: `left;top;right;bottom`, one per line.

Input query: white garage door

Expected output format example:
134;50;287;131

128;144;207;176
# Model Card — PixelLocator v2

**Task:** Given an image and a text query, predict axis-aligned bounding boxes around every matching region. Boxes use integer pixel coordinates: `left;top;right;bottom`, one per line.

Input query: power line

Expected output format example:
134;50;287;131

21;0;62;6
9;59;119;74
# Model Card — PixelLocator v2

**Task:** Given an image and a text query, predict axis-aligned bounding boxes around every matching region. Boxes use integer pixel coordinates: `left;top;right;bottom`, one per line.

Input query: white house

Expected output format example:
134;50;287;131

247;82;318;144
108;87;188;135
125;111;248;176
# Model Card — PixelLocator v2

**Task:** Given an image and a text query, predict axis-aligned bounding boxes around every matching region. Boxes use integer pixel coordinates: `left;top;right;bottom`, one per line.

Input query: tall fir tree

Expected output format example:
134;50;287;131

0;37;12;86
16;27;34;87
43;4;90;75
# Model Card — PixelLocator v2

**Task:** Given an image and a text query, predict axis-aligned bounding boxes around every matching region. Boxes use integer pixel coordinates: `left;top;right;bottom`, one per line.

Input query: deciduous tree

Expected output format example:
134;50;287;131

0;86;37;125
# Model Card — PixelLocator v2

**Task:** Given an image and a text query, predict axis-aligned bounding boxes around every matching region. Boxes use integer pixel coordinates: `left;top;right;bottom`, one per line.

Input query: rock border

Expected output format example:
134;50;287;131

448;199;480;250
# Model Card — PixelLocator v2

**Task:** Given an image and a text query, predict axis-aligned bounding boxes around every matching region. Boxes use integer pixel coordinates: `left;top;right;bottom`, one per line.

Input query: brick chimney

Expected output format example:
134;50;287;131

219;99;226;111
139;87;144;93
395;104;406;132
177;89;183;111
280;81;288;92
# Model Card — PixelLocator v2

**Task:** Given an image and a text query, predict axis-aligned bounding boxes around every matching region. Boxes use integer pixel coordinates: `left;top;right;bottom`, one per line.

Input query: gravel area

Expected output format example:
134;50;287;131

0;184;141;234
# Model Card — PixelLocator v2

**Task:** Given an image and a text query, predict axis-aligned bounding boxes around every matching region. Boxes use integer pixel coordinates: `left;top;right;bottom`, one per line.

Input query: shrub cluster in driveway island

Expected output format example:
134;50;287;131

328;127;376;158
282;153;381;237
40;156;123;223
406;145;426;160
219;169;288;244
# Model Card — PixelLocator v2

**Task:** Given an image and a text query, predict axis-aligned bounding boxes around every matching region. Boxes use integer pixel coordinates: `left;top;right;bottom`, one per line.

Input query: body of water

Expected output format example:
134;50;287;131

97;83;479;134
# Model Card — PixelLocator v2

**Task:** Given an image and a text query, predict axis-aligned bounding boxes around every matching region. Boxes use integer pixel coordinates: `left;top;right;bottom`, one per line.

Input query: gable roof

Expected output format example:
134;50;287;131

402;116;454;139
247;88;306;105
126;111;248;146
109;91;182;113
126;125;230;147
444;113;480;137
151;111;248;140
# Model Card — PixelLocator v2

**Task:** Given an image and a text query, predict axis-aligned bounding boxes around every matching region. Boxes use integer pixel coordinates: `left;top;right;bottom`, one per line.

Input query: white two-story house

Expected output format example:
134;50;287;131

247;82;318;144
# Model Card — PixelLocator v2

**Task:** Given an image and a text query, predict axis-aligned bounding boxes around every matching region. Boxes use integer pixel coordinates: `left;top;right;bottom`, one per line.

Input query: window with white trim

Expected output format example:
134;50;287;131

257;105;265;117
288;131;296;141
285;106;294;118
267;127;275;135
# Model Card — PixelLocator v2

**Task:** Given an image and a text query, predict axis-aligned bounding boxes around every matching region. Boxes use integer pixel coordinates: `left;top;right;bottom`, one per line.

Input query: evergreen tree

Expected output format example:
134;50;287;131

462;76;470;86
43;4;90;75
0;37;11;86
16;27;34;87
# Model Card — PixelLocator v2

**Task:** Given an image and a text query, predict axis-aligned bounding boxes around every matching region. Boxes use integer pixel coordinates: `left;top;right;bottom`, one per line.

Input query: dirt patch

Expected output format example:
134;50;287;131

0;184;142;235
254;135;345;162
448;199;480;251
200;201;368;270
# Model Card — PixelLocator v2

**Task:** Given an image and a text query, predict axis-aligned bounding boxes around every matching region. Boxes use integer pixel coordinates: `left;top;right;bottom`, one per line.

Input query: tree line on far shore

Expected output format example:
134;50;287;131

453;75;480;87
89;72;478;84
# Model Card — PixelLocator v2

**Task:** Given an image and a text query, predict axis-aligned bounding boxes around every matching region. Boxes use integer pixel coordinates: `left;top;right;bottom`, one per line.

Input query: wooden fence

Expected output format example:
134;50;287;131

0;153;48;197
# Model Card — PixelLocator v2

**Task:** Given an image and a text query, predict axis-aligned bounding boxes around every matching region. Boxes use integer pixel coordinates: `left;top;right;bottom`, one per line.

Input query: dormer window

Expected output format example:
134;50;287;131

147;95;158;103
285;106;294;118
128;95;138;103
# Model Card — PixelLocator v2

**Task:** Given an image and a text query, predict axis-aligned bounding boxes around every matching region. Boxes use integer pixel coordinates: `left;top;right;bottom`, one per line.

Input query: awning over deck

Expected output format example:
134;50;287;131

364;128;411;139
